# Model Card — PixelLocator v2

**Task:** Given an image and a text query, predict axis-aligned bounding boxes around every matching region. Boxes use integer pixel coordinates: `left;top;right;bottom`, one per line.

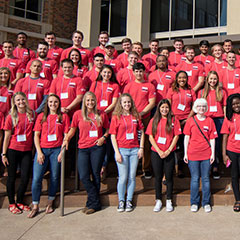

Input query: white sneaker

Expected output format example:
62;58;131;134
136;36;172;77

204;204;212;213
166;199;173;212
153;199;162;212
191;204;198;212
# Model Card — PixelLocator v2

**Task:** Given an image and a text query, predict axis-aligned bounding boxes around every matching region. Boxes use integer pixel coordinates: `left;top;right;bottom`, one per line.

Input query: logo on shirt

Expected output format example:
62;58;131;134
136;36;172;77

203;126;209;132
37;83;44;88
193;66;198;70
141;87;148;92
23;51;29;56
235;74;239;78
9;62;16;67
53;53;59;56
166;75;171;79
44;63;51;68
186;93;192;97
69;82;76;87
80;51;86;55
107;87;113;92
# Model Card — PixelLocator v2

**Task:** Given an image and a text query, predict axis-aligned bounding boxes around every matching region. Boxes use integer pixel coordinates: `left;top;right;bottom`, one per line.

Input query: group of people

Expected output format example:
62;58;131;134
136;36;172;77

0;29;240;217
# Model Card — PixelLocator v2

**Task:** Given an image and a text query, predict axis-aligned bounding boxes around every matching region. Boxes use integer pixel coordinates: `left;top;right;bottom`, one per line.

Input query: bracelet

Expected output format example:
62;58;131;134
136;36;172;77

1;153;6;157
102;135;107;140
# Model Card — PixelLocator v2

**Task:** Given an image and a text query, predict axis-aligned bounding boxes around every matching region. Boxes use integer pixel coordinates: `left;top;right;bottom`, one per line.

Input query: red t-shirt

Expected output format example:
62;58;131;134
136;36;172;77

0;45;4;59
34;113;70;148
149;65;175;74
4;112;35;151
142;53;158;69
205;61;227;76
221;113;240;153
109;114;144;148
58;65;88;79
168;52;186;69
167;88;196;120
91;46;118;59
117;52;129;68
198;89;227;118
71;110;109;148
26;58;58;82
175;61;204;89
47;46;63;66
146;117;182;152
117;67;135;92
14;76;50;111
194;55;214;68
233;87;240;94
61;46;93;66
148;69;176;104
0;86;12;117
123;81;156;119
104;58;122;73
13;47;36;65
83;68;100;90
0;111;4;129
183;116;218;161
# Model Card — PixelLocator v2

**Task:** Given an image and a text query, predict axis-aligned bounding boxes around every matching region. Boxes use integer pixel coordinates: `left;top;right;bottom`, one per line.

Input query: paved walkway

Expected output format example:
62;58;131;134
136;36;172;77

0;206;239;240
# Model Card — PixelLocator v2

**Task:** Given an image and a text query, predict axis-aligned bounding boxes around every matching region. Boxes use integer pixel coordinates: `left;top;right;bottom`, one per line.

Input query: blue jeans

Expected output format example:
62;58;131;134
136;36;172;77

116;148;139;202
32;147;61;204
188;160;211;206
78;145;105;210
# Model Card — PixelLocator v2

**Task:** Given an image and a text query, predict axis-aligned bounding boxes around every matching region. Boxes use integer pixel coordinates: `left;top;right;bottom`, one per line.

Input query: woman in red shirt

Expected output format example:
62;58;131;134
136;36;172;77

2;92;35;214
199;71;227;179
63;91;109;214
184;98;217;213
221;93;240;211
110;93;144;212
28;94;70;218
146;99;181;212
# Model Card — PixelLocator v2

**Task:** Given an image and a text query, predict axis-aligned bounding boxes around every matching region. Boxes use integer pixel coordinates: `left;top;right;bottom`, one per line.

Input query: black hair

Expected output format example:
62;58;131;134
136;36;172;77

68;48;83;68
226;93;240;120
199;40;210;47
133;62;145;71
45;31;56;37
93;53;104;59
61;59;74;67
38;41;49;48
96;64;118;84
17;32;28;38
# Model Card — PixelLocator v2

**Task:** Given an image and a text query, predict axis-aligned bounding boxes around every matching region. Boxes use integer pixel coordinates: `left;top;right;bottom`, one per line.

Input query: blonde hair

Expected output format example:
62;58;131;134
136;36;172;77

81;91;102;126
211;44;223;56
10;92;33;127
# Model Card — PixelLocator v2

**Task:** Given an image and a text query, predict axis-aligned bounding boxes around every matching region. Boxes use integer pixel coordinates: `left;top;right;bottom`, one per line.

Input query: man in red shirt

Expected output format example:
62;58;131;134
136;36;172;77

25;41;58;82
175;46;205;92
61;30;93;69
142;39;159;69
0;44;4;59
45;31;63;67
0;41;25;86
124;62;156;179
13;32;36;66
117;38;132;68
222;39;239;61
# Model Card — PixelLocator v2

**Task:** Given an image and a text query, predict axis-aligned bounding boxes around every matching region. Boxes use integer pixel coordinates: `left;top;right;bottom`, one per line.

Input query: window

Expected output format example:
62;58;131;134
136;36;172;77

9;0;44;21
100;0;127;37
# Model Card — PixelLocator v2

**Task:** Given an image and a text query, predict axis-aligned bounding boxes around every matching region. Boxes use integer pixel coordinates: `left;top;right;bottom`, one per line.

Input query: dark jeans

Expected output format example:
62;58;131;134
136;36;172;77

227;150;240;201
78;144;105;210
7;149;32;204
151;151;175;200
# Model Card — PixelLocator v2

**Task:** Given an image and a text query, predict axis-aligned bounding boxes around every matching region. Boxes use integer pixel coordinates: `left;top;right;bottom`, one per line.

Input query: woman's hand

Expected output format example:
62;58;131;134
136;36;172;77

183;154;188;164
210;154;215;165
37;152;45;165
223;154;231;166
138;148;143;159
163;149;171;158
157;149;165;159
116;152;122;163
95;137;105;146
62;139;69;150
2;156;9;167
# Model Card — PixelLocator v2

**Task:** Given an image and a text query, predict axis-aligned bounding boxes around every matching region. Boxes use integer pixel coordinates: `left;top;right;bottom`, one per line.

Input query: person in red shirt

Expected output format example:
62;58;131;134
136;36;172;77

110;93;144;212
117;38;132;68
61;30;93;69
219;51;240;96
91;31;118;60
124;62;156;179
0;44;4;59
222;39;239;61
168;38;186;70
0;41;25;87
45;31;63;67
28;94;70;218
50;59;85;118
221;93;240;212
13;32;36;66
117;51;139;92
58;48;88;79
184;98;217;213
2;92;35;214
15;60;50;113
0;67;13;116
194;40;214;68
62;91;109;214
167;71;196;177
175;46;205;92
25;41;58;82
199;71;227;179
0;111;4;176
142;39;159;69
148;55;176;105
83;53;105;90
146;99;181;212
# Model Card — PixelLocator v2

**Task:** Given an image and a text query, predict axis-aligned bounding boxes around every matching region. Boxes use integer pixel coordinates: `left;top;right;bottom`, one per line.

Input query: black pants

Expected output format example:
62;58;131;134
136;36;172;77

227;150;240;201
151;151;175;200
7;149;32;204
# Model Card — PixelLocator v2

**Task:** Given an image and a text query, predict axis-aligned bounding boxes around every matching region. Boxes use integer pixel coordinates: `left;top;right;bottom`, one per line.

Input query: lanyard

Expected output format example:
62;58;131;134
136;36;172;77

208;90;216;106
234;118;239;134
17;114;28;135
47;115;57;135
226;69;236;85
100;81;109;100
158;119;166;138
60;76;72;94
88;115;98;131
157;70;166;85
28;76;40;94
127;68;133;82
178;89;187;106
122;115;133;133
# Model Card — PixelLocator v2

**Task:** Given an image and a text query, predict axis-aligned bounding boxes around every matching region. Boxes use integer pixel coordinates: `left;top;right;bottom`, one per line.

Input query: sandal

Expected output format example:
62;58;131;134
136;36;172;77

8;204;22;214
27;208;39;218
233;201;240;212
45;205;54;214
17;203;31;212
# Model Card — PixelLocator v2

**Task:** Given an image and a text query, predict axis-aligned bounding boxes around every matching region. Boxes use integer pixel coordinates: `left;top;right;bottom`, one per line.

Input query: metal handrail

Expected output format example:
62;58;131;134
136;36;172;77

60;146;66;217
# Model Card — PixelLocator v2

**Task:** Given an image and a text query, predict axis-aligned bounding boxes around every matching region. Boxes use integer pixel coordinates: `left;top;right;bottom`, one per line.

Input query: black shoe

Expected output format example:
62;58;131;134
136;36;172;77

212;171;220;180
144;171;152;180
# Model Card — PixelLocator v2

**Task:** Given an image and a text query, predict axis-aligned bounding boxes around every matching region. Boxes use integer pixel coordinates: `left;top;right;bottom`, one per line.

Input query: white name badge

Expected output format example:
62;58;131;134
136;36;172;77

157;137;166;144
157;84;164;91
210;106;217;112
40;72;45;78
126;133;134;140
0;96;7;103
48;134;57;142
28;93;36;100
228;83;234;89
100;100;108;107
235;134;240;140
89;130;98;137
17;134;26;142
186;70;192;76
60;92;68;99
177;104;186;111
